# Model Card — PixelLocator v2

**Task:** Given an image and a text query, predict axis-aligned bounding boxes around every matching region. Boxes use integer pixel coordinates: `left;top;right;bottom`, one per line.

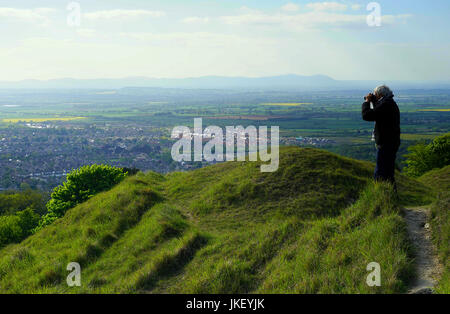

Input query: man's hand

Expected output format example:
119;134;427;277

365;93;375;103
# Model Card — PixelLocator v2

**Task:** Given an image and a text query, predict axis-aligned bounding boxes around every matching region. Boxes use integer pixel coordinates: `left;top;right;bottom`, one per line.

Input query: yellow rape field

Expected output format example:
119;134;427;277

260;102;313;106
418;109;450;112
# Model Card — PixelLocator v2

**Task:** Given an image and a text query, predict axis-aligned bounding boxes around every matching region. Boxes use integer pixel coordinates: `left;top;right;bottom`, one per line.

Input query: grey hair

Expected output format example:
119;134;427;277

373;85;394;98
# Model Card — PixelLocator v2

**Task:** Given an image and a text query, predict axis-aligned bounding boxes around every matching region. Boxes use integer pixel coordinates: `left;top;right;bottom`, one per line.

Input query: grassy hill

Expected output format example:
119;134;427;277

419;165;450;193
0;147;433;293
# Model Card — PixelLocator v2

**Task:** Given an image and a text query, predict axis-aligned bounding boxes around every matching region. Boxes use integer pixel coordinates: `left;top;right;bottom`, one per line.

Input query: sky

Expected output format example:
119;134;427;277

0;0;449;81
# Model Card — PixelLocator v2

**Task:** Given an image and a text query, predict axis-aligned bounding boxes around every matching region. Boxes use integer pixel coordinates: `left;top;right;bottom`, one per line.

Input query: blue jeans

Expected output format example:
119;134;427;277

374;143;398;188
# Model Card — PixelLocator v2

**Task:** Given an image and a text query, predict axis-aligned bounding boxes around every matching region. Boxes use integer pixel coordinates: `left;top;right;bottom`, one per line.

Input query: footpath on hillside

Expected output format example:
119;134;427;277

404;207;443;294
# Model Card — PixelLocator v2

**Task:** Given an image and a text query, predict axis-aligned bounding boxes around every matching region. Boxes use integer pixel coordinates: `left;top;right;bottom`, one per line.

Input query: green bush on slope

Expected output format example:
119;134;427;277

35;165;127;232
403;133;450;177
0;190;46;216
0;216;22;248
0;208;40;248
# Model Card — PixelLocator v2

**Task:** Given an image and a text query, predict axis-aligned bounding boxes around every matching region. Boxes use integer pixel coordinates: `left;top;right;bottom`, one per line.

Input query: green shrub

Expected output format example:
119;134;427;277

16;207;40;238
35;165;127;232
0;215;22;248
0;207;40;248
0;190;46;216
404;133;450;177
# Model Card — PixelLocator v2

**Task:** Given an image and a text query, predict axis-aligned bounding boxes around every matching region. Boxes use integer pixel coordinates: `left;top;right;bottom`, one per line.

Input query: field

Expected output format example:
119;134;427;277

260;102;314;106
418;109;450;112
3;117;86;123
0;88;449;190
1;89;448;138
400;133;441;141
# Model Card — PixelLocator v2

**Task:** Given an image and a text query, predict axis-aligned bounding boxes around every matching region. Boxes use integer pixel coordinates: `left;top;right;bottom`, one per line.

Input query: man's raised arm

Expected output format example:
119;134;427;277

362;100;375;121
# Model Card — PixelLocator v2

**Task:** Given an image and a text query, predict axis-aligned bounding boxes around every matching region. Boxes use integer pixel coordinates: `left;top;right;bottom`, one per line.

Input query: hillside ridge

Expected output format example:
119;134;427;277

0;147;433;293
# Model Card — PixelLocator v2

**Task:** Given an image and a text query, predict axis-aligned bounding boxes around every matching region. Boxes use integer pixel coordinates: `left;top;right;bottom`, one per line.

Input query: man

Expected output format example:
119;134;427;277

362;85;401;189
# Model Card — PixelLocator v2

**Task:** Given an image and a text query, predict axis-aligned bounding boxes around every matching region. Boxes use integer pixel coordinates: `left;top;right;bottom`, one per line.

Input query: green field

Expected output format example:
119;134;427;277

3;117;86;123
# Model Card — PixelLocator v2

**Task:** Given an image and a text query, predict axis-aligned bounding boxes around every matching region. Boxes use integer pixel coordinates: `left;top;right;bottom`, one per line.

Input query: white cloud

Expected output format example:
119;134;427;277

281;3;300;12
2;16;445;82
351;4;362;11
220;9;411;30
182;17;210;24
306;2;348;11
0;7;56;24
84;9;166;20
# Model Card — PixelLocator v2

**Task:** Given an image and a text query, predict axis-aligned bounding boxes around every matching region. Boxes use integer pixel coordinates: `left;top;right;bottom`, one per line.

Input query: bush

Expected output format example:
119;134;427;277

0;189;46;216
35;165;127;231
0;215;22;248
0;207;39;248
404;133;450;177
16;207;40;238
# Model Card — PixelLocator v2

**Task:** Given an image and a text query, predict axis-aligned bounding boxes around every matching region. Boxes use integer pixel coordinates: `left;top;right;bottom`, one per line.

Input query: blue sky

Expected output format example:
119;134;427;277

0;0;449;81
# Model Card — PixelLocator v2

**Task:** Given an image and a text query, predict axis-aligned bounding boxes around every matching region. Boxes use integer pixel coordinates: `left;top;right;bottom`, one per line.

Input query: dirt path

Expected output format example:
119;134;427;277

403;207;442;294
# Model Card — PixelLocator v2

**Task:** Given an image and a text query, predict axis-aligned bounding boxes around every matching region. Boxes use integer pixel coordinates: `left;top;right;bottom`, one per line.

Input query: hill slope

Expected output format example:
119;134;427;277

0;147;433;293
419;166;450;293
419;165;450;193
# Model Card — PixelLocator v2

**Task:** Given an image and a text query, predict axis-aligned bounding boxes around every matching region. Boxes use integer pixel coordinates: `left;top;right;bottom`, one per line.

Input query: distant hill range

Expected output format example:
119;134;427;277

1;74;449;90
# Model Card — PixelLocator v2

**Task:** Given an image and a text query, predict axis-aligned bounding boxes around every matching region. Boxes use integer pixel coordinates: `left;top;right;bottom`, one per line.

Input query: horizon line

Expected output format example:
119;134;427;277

1;75;449;84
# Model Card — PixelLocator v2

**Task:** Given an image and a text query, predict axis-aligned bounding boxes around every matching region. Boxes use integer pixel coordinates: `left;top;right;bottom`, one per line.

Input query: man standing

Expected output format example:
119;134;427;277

362;85;401;189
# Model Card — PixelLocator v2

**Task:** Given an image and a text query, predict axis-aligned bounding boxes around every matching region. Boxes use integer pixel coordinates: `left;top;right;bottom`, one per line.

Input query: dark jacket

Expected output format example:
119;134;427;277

362;96;401;147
